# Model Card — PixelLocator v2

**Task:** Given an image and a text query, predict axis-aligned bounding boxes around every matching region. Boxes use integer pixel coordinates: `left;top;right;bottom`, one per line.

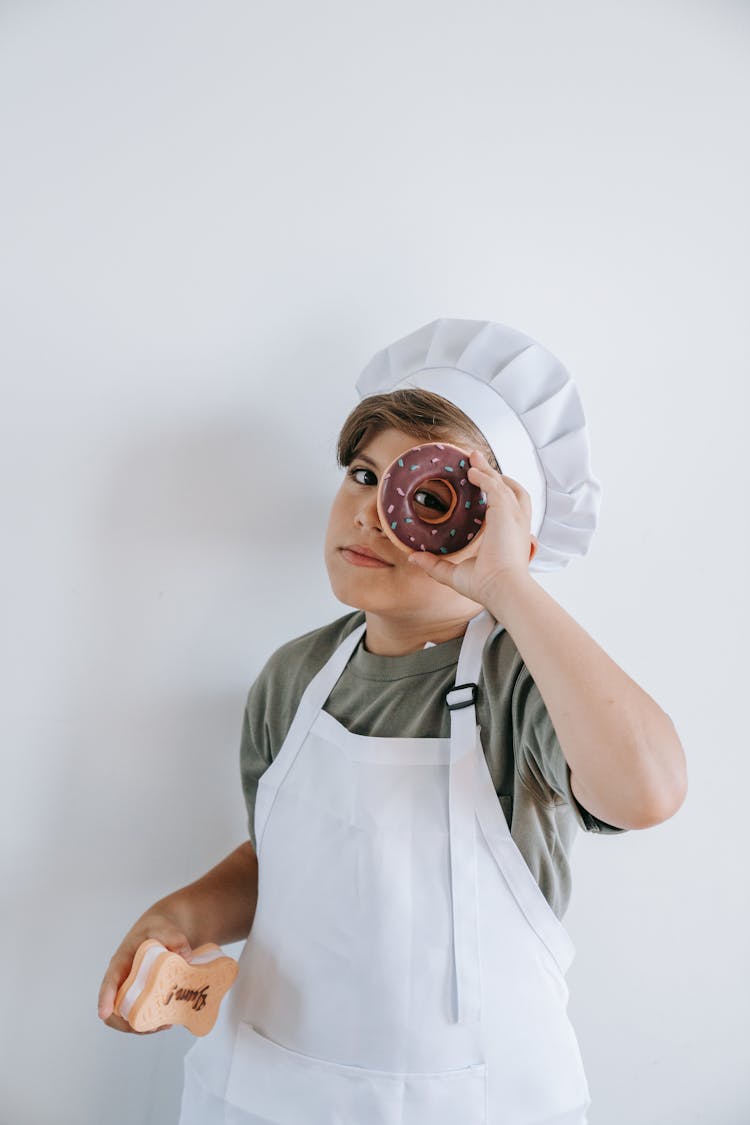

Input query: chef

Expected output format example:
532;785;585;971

100;318;687;1125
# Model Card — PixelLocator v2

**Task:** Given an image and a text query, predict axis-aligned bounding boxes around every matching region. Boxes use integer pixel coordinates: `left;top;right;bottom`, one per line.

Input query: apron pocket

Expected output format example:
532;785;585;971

225;1021;487;1125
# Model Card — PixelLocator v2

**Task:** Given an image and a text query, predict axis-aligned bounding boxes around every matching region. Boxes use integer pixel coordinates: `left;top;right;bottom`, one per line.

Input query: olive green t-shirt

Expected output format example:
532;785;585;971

240;610;627;921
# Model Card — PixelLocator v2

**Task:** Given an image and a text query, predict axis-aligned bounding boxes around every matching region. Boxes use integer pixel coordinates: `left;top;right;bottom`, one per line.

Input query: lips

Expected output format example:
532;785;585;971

343;544;389;562
340;544;393;568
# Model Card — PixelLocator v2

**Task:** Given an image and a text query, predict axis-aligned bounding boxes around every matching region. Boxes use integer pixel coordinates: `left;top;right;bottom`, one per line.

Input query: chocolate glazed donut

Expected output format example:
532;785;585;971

376;442;487;556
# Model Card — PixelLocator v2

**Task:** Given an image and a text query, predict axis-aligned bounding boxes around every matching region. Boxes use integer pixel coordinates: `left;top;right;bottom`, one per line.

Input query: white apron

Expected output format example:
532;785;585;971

178;610;591;1125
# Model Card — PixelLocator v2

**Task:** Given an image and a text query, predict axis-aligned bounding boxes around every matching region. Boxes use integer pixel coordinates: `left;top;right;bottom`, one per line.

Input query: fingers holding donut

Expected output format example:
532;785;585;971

407;448;538;606
467;453;535;536
466;451;529;510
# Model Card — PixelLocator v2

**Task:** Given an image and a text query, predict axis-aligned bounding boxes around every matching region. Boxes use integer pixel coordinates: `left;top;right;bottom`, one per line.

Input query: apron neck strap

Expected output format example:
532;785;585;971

445;607;497;773
446;608;499;1026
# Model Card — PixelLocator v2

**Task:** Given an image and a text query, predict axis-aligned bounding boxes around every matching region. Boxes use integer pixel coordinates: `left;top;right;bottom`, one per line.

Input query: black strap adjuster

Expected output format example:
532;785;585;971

445;682;478;711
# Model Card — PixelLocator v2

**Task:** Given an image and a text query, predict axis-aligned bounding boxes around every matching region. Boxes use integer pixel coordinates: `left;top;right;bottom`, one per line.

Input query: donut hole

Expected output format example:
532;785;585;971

412;478;458;525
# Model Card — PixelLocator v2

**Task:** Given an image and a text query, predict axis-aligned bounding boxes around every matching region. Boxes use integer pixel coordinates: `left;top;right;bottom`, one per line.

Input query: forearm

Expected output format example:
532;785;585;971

153;841;259;947
488;574;688;829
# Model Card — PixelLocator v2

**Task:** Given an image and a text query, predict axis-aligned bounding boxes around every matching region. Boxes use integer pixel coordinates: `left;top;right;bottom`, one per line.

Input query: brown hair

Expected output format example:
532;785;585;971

336;389;500;471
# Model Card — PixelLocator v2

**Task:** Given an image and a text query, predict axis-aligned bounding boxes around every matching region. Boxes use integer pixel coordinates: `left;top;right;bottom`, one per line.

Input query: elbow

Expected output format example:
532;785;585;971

636;727;689;829
649;775;688;827
634;786;687;829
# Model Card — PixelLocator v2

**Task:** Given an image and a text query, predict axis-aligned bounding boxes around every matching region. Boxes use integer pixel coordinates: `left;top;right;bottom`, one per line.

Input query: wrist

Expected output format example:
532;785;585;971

146;894;198;942
157;843;259;947
481;568;537;624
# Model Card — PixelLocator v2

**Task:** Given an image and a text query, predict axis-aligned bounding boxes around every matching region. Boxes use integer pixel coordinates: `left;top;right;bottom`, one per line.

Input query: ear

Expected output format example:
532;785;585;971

528;535;538;563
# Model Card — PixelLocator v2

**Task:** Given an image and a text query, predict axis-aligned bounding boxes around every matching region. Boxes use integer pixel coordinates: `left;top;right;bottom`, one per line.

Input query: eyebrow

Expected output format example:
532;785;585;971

354;452;378;468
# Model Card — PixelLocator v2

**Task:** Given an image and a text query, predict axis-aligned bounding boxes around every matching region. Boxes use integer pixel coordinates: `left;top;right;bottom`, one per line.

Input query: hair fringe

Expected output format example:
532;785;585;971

336;389;500;471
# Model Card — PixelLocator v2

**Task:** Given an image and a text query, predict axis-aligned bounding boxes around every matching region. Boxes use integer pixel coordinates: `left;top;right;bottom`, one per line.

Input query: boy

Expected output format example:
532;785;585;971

99;319;687;1124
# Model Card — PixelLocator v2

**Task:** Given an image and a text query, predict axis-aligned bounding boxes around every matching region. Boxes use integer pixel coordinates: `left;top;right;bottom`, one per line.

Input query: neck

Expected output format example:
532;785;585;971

363;608;484;656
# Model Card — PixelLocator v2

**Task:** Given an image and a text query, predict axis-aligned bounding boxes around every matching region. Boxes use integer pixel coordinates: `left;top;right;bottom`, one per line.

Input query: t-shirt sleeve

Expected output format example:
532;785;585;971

511;663;628;835
239;670;274;851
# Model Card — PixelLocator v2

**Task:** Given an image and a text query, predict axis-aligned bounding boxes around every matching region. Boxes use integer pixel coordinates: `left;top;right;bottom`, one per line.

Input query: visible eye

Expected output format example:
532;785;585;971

414;487;449;514
349;467;378;486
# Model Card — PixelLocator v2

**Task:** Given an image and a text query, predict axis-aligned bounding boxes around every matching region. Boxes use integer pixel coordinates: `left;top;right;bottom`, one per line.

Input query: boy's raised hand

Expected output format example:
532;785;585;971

406;449;537;613
98;910;193;1034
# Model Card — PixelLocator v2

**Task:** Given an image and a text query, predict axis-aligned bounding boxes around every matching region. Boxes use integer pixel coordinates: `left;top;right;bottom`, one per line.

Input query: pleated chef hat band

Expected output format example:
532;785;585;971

355;318;602;573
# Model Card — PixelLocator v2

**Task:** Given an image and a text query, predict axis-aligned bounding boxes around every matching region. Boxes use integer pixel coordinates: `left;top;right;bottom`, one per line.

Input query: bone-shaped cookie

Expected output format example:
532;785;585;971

114;938;238;1036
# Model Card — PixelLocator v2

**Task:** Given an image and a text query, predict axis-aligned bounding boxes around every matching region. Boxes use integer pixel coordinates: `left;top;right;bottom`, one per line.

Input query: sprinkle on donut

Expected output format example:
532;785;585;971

376;442;487;556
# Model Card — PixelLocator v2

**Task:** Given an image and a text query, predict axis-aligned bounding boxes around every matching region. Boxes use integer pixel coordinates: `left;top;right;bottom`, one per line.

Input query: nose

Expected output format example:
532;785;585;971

354;489;385;534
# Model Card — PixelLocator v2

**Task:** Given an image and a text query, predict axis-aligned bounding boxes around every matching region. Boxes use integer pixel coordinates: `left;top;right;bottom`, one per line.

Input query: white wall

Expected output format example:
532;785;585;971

2;1;748;1121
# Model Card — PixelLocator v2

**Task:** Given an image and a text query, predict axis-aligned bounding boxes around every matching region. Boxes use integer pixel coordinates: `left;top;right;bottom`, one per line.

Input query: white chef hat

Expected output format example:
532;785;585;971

355;317;601;572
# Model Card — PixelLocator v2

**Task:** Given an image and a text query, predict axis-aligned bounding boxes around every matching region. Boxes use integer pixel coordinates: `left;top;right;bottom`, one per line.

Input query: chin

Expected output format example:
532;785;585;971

325;572;396;615
325;564;366;611
327;582;378;613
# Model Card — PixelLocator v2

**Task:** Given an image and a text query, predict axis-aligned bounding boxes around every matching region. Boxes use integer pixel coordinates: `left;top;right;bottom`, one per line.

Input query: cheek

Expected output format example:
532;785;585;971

324;523;339;559
324;492;346;543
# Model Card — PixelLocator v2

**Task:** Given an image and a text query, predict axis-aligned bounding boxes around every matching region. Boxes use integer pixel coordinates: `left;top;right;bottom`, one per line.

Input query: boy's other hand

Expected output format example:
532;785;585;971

98;912;193;1034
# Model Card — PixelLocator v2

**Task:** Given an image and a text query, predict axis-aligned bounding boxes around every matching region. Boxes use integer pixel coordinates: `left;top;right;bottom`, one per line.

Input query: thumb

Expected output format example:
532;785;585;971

100;929;194;1018
161;928;194;962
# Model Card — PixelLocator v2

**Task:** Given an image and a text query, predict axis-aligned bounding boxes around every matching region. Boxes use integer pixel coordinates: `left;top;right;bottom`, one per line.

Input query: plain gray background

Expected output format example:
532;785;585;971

1;1;748;1122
